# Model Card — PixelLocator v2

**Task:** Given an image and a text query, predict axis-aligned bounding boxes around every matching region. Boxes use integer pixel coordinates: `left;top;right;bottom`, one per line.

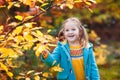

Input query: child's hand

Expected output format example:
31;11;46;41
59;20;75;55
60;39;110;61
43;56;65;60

42;50;49;59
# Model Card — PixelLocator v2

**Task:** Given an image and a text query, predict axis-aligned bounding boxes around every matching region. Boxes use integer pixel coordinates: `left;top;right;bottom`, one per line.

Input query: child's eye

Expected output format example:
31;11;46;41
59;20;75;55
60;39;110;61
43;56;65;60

72;29;76;31
65;29;69;32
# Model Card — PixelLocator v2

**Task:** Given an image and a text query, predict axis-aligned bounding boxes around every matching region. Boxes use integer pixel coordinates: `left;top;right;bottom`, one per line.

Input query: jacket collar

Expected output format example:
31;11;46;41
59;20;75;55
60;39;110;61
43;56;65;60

58;41;70;59
57;41;93;65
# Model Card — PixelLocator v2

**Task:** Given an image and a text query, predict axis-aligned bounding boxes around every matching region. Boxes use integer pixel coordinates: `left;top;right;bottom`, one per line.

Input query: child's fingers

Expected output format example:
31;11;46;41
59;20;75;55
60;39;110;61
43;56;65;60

42;50;49;59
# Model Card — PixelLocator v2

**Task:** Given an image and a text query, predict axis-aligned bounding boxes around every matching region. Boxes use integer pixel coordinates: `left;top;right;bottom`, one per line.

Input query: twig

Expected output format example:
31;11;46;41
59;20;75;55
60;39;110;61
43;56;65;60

3;1;65;41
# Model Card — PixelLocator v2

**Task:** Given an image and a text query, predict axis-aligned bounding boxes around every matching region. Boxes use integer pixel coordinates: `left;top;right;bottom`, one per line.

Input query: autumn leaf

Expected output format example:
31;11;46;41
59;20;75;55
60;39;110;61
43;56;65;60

89;30;98;41
36;30;43;37
40;7;46;12
19;0;32;6
15;76;25;80
35;45;47;57
14;36;24;44
42;72;49;78
24;16;34;20
34;72;42;76
14;3;20;7
0;48;18;58
0;25;3;33
6;71;13;79
74;0;82;3
23;32;34;41
15;15;23;21
34;75;40;80
50;65;63;72
12;26;23;35
0;62;8;72
7;2;14;9
66;3;74;9
25;77;31;80
47;29;51;33
100;44;107;48
37;0;44;3
40;3;48;7
27;70;34;74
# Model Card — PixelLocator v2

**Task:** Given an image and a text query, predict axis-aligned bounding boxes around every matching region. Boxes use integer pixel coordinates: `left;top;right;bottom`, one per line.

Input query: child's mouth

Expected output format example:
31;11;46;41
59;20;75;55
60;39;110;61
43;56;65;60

68;35;74;38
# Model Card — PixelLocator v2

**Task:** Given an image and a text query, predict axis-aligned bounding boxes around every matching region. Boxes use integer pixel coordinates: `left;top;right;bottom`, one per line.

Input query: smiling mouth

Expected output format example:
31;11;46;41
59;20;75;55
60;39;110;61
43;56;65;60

68;35;74;38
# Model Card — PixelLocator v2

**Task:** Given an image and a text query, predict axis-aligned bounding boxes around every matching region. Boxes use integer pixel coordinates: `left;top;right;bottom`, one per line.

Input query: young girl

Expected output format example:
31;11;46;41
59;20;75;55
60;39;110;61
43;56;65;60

41;17;100;80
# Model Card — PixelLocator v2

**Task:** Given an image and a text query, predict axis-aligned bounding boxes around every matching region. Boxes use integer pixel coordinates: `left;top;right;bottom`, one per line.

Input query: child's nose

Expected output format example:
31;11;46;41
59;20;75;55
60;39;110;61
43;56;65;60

68;30;73;34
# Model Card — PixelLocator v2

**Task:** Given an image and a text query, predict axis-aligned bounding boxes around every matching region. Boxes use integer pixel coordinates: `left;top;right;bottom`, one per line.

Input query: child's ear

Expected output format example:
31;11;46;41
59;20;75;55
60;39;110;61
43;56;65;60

79;29;83;37
79;29;82;34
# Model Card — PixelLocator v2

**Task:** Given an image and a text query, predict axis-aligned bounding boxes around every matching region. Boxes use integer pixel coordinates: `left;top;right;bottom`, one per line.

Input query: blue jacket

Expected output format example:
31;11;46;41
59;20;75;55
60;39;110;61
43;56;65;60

41;41;100;80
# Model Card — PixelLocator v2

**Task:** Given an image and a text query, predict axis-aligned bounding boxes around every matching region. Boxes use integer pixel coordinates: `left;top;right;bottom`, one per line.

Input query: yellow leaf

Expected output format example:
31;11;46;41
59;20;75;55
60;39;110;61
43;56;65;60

74;0;82;3
13;26;23;35
88;8;93;13
0;35;4;41
19;73;25;76
35;45;46;57
27;70;34;74
7;2;14;9
34;72;42;75
47;29;51;33
15;76;25;80
85;1;91;6
66;0;74;9
6;59;12;66
14;3;20;7
40;7;46;12
15;15;23;21
0;6;6;8
0;62;8;72
25;77;30;80
24;16;33;20
48;43;56;47
19;0;31;6
0;48;18;58
89;30;98;39
88;0;96;3
8;49;18;58
34;75;40;80
41;3;48;7
66;3;73;9
23;32;33;41
23;46;28;50
7;71;13;79
15;36;24;44
41;20;47;27
0;25;3;30
100;44;107;48
25;34;33;41
42;72;49;78
36;30;43;37
50;65;63;72
38;0;44;3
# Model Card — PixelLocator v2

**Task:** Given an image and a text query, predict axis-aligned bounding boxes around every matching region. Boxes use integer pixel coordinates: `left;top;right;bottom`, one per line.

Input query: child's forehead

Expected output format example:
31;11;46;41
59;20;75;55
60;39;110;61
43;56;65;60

64;22;78;28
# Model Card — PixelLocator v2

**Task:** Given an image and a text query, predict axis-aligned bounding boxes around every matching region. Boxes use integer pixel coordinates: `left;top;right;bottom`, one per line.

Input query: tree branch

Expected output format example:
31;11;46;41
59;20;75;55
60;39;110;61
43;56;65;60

3;1;65;41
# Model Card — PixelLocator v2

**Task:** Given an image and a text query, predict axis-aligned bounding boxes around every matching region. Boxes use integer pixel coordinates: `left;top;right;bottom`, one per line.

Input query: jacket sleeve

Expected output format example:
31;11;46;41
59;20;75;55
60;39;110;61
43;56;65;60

90;47;100;80
40;46;61;67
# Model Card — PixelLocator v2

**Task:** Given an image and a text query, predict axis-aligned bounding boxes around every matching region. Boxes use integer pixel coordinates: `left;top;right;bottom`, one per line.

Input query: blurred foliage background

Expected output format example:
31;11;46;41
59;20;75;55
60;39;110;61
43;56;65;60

0;0;120;80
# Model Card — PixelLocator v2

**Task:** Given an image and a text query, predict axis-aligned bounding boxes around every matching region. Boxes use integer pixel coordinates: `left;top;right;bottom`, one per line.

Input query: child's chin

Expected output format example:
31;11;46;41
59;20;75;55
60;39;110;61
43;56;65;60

67;40;75;42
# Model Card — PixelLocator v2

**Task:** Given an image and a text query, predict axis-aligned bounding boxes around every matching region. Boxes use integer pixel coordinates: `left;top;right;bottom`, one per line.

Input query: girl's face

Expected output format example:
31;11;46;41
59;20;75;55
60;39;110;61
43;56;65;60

64;22;80;44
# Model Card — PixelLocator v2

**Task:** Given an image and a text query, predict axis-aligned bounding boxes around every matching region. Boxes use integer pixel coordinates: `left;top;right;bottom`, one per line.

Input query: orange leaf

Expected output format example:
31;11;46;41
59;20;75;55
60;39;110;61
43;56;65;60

42;72;49;78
